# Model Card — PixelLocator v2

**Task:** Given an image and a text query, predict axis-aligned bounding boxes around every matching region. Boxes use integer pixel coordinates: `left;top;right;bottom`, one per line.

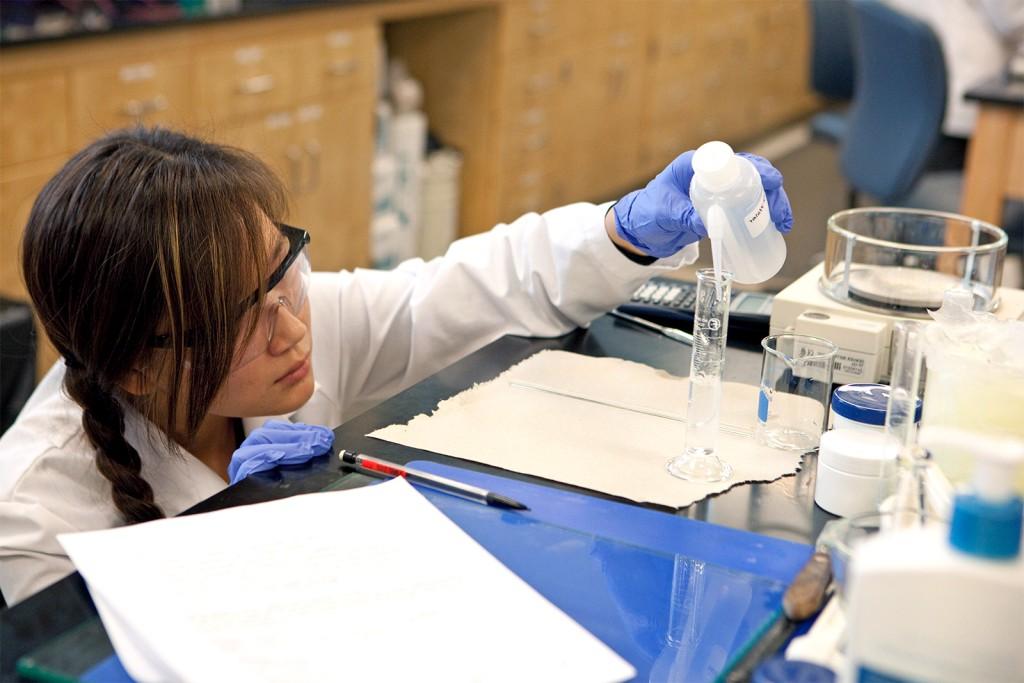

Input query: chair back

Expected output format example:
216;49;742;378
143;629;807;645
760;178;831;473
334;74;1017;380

841;0;947;202
810;0;856;100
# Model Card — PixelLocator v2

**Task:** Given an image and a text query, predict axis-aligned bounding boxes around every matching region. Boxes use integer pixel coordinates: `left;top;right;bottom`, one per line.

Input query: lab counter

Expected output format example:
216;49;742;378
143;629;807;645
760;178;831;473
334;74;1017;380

0;313;837;680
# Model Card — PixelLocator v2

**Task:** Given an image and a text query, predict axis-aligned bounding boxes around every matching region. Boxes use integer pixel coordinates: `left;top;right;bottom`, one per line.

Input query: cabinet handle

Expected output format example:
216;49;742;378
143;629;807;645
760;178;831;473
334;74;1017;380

610;32;632;49
526;73;553;94
119;95;169;118
286;144;304;194
607;60;628;95
522;107;546;127
305;139;321;193
528;21;554;39
121;100;146;118
518;170;542;187
559;60;573;83
119;62;156;83
327;59;359;77
149;94;169;113
524;132;548;152
669;37;690;55
327;30;353;48
237;74;275;96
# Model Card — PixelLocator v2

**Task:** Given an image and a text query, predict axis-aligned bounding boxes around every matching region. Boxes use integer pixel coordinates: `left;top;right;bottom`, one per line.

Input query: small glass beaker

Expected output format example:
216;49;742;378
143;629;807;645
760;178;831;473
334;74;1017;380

821;511;941;604
757;334;838;452
667;269;732;483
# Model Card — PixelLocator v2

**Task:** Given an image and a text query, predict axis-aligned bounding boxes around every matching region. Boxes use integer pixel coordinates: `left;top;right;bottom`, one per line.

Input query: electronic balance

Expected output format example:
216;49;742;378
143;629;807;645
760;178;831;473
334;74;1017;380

770;208;1024;384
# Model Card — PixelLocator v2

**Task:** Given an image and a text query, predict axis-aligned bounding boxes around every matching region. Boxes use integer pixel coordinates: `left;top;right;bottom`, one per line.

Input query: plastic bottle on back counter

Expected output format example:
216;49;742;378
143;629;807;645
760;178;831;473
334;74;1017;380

689;141;787;285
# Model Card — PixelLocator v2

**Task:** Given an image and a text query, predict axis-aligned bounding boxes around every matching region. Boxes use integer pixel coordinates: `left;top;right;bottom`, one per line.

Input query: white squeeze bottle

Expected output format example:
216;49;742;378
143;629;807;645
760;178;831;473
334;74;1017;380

844;427;1024;683
689;141;786;284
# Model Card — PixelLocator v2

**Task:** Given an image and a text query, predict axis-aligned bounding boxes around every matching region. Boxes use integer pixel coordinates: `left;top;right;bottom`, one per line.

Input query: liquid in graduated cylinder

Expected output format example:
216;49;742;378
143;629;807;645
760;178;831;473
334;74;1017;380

689;141;786;285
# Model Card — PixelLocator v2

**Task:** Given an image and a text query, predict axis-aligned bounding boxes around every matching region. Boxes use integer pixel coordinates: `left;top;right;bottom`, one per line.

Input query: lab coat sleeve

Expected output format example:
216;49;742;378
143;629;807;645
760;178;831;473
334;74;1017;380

320;202;697;415
0;501;78;605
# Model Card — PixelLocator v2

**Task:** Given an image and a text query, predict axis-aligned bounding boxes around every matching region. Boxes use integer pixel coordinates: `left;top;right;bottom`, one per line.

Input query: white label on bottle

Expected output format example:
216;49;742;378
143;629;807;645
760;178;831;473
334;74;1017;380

745;193;771;238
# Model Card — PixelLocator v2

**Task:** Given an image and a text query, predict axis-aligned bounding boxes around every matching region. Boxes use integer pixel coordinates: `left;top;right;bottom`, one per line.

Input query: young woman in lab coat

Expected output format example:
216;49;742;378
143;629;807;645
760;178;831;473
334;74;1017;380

0;128;792;604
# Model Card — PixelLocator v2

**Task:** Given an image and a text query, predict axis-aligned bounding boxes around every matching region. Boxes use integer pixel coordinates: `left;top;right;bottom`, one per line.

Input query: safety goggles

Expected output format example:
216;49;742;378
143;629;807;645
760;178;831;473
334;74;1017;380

149;224;311;368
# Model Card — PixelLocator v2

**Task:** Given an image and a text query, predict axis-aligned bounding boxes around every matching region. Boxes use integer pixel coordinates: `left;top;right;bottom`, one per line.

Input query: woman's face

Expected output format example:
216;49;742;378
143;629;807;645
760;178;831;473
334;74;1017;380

206;223;316;418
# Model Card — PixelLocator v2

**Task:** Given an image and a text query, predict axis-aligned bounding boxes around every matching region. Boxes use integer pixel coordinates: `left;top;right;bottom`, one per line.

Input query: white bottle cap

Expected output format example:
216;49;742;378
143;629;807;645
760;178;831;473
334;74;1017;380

391;77;423;113
692;141;741;192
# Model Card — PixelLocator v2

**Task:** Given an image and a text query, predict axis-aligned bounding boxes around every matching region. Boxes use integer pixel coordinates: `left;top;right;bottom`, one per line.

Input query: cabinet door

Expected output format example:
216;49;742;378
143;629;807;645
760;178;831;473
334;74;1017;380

69;56;192;146
293;98;373;273
574;46;646;199
0;72;69;167
0;161;66;377
0;161;62;299
219;108;302;200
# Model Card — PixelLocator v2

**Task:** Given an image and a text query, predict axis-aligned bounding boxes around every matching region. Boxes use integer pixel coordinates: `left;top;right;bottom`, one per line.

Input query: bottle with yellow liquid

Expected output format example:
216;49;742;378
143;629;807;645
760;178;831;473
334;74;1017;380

921;291;1024;493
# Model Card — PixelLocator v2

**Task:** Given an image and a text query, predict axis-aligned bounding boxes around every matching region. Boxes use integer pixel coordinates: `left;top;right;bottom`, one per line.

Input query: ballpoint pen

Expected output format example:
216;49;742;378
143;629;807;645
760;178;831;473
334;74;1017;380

609;309;694;345
339;450;530;511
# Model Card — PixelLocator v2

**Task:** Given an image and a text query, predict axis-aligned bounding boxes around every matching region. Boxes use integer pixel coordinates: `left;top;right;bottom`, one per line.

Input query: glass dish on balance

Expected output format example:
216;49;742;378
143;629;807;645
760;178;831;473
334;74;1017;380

820;208;1007;317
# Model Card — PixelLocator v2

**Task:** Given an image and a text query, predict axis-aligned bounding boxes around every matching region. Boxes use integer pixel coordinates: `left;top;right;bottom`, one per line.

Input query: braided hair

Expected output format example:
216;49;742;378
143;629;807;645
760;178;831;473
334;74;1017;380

21;128;288;524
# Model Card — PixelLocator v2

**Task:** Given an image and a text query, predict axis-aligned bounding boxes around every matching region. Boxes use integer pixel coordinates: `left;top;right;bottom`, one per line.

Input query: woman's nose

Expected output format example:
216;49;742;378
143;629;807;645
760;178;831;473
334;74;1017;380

267;300;306;356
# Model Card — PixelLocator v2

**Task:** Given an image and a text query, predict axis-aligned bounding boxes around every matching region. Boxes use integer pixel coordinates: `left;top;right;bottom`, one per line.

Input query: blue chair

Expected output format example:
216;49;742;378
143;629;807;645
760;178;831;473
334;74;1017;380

841;0;961;211
809;0;856;143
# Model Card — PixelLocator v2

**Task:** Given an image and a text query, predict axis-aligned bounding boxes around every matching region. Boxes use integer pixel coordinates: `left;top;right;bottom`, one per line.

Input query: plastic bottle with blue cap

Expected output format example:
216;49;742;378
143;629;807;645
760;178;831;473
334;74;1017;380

689;141;787;285
844;426;1024;682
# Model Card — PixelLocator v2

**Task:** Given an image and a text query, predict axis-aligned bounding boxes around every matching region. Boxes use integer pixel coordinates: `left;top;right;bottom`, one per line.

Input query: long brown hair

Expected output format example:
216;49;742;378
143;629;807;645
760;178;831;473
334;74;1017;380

21;128;288;524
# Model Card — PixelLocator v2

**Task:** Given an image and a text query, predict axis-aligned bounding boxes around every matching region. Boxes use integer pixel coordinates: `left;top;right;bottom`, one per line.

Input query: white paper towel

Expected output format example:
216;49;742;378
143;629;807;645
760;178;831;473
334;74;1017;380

370;350;808;508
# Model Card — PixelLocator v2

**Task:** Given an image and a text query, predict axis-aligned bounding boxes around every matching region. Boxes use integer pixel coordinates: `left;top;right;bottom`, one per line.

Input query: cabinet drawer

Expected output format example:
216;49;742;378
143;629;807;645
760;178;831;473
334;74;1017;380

195;40;295;122
501;56;573;113
70;57;191;146
0;72;69;167
294;23;378;101
503;0;573;56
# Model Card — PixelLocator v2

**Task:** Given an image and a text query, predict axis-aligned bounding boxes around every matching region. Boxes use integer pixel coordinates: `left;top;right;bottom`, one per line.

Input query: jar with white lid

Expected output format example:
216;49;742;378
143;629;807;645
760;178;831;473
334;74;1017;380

829;383;921;433
815;429;901;517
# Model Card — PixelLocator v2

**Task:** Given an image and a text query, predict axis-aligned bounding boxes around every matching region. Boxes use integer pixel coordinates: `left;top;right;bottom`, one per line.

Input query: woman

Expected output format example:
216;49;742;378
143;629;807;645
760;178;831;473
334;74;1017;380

0;128;792;604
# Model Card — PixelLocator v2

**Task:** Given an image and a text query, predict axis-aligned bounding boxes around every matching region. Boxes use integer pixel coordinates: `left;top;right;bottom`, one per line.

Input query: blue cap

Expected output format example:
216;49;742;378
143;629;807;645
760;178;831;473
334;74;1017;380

950;493;1023;560
830;383;921;427
754;658;836;683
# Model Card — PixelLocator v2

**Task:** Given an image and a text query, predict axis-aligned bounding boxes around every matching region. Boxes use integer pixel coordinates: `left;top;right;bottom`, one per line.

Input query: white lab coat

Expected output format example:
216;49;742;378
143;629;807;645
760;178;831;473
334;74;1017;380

885;0;1024;137
0;202;696;605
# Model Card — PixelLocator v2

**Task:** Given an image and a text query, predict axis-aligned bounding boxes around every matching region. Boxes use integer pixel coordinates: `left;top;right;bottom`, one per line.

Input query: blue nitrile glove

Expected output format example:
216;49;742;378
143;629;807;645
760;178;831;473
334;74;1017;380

612;151;794;258
228;421;335;485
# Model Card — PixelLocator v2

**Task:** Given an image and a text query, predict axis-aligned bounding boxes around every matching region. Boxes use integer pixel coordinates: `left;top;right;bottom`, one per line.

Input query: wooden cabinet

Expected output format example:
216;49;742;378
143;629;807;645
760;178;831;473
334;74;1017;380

0;0;818;379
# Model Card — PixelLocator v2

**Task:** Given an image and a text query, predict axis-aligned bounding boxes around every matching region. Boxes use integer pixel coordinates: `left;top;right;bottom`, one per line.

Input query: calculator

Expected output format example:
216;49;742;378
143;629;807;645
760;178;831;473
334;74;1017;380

615;276;775;342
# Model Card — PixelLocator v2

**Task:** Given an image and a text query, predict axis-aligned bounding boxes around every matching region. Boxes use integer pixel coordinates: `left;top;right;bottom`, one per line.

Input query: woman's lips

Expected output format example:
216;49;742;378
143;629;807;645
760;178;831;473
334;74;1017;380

276;354;311;384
